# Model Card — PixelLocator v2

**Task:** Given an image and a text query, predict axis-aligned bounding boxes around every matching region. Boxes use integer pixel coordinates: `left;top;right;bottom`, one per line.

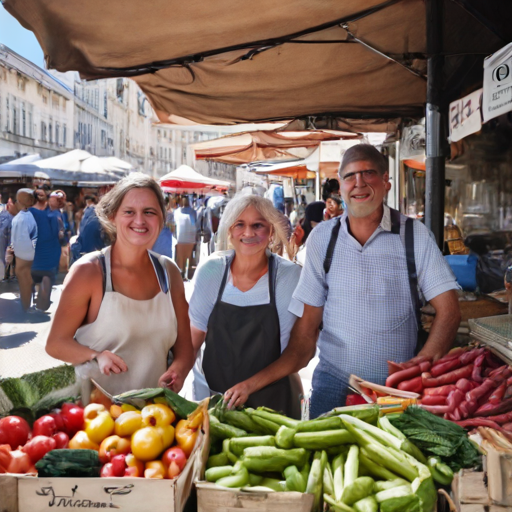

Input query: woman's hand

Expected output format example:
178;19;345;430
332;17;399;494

96;351;128;376
224;381;254;410
158;362;187;392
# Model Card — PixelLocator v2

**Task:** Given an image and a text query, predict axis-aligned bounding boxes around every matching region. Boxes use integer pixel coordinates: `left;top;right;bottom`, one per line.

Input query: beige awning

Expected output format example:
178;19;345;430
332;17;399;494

191;130;360;164
4;0;509;126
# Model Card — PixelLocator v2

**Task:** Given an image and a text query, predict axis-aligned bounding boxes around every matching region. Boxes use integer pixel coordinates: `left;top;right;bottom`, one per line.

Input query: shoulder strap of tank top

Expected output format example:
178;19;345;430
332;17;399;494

103;246;114;292
97;252;107;297
324;217;342;274
148;251;169;294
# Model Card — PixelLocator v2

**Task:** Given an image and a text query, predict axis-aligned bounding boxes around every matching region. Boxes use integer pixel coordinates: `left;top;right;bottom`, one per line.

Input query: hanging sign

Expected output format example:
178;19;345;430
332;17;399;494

483;42;512;122
449;88;482;142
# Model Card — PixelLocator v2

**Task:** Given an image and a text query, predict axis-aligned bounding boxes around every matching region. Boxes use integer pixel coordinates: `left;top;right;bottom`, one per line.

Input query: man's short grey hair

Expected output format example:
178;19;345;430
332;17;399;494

338;144;388;176
217;194;290;254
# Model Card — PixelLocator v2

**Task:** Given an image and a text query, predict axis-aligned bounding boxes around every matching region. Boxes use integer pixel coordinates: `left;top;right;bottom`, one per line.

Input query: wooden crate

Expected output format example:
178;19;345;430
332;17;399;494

0;415;209;512
196;482;314;512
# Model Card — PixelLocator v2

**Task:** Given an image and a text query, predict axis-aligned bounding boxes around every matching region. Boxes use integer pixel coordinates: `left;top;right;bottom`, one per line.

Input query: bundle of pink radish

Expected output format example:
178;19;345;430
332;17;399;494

386;346;512;432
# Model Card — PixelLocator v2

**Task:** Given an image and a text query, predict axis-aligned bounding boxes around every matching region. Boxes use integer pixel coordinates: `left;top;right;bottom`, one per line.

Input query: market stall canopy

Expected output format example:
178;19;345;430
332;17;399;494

6;0;511;126
159;165;231;191
250;139;361;180
33;149;124;183
191;130;361;165
2;154;42;165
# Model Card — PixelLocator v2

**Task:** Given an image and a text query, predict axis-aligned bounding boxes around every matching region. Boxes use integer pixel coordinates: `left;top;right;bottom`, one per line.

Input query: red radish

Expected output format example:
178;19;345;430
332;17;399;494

431;358;463;378
489;382;507;404
431;347;466;367
397;376;423;393
386;365;421;388
422;364;474;388
455;378;473;393
420;395;447;406
475;397;512;417
459;347;486;366
455;418;504;430
423;384;457;396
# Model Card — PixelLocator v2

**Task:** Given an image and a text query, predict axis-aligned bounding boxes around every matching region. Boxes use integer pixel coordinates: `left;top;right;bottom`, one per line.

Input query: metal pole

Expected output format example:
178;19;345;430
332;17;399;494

425;0;445;249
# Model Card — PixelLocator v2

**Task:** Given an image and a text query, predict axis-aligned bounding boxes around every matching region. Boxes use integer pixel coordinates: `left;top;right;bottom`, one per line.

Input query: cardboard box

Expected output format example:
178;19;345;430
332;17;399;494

196;482;314;512
485;444;512;507
451;469;512;512
1;414;209;512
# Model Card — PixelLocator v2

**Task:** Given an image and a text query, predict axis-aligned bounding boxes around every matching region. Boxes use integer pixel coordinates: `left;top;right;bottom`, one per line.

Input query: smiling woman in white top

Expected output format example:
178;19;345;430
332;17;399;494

46;173;194;396
188;194;314;418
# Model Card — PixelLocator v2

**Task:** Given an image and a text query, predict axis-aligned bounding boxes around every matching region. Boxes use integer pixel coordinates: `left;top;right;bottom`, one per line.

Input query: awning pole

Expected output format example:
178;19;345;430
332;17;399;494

425;0;445;249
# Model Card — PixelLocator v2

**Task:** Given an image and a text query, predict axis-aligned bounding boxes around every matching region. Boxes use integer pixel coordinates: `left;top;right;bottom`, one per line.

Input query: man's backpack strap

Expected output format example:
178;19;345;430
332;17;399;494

323;218;342;274
405;216;422;330
390;208;422;330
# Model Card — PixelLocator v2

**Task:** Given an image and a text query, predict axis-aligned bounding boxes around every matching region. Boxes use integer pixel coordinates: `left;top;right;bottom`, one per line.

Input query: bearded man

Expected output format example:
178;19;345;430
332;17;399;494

289;144;461;417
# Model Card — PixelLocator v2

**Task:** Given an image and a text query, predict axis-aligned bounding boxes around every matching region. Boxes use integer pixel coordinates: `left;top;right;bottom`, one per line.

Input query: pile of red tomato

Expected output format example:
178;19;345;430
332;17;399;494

0;402;84;474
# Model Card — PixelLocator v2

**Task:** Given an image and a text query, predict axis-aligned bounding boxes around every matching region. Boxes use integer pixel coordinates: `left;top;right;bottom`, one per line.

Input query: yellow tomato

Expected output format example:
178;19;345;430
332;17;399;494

141;404;175;427
121;404;140;413
85;411;115;444
115;411;142;437
69;430;100;451
131;427;164;461
144;460;166;479
109;404;123;419
157;425;175;449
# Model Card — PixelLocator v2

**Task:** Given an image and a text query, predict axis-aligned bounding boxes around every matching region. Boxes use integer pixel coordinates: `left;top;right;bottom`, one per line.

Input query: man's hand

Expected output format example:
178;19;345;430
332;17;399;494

417;290;461;362
96;350;128;376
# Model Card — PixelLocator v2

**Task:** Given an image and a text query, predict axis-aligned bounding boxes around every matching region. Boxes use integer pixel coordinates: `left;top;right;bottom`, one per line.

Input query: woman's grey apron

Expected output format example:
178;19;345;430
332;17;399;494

202;254;301;418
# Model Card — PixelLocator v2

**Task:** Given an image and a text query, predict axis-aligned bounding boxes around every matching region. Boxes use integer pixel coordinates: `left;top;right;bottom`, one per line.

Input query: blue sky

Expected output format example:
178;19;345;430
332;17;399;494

0;5;45;68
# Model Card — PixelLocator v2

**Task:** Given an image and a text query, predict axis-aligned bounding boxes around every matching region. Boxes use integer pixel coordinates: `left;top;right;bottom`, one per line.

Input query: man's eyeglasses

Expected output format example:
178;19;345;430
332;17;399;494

341;169;380;183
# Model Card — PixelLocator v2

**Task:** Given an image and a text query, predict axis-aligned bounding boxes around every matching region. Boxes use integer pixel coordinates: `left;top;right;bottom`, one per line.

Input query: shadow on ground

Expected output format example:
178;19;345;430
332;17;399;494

0;331;37;349
0;298;51;324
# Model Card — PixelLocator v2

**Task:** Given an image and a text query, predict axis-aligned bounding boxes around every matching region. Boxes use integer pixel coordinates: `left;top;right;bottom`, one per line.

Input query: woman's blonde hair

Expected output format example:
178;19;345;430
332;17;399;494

97;172;166;242
217;194;291;254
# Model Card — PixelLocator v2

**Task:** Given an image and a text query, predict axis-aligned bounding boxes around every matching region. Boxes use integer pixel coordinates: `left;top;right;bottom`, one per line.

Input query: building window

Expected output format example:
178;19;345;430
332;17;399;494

103;91;108;118
63;124;67;146
116;79;124;103
22;104;26;137
28;112;33;138
101;129;106;149
49;122;53;143
56;123;60;146
12;104;17;135
41;122;47;142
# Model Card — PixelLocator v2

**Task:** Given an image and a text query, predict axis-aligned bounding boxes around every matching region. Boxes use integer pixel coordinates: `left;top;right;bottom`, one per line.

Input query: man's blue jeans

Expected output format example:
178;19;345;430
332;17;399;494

310;363;348;419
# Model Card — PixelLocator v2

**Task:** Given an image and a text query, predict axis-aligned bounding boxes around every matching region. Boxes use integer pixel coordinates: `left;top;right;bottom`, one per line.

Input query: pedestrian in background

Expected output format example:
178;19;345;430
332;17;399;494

30;196;61;311
11;189;38;312
32;186;49;211
0;197;14;279
174;196;198;278
324;193;343;220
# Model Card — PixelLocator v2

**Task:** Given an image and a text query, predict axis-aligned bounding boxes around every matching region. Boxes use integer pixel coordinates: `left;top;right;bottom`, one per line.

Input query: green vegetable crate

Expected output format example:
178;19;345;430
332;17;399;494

196;481;315;512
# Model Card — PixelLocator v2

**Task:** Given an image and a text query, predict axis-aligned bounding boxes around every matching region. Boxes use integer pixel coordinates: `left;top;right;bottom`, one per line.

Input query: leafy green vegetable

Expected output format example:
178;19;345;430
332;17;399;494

113;387;198;418
36;449;101;477
389;407;481;471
